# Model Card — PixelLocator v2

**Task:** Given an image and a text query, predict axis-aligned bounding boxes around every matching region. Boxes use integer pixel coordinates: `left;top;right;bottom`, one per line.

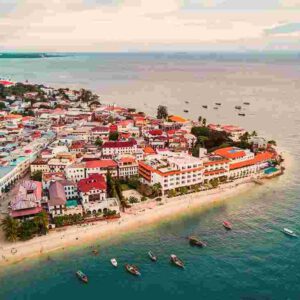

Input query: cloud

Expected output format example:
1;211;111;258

0;0;300;51
265;22;300;35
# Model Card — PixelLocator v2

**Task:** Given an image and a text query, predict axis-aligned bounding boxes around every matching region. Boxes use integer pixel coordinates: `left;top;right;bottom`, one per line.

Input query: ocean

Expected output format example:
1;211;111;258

1;52;300;299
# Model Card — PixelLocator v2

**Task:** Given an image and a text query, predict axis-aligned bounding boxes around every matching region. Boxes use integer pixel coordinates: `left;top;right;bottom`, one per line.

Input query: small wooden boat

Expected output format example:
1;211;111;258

148;251;157;262
111;258;118;267
202;105;208;109
188;236;207;248
235;105;242;110
184;109;189;113
76;270;88;283
185;101;189;104
243;102;250;105
92;249;99;255
282;228;297;237
170;254;185;269
238;113;245;116
214;107;218;110
215;102;221;106
125;264;141;276
223;221;232;230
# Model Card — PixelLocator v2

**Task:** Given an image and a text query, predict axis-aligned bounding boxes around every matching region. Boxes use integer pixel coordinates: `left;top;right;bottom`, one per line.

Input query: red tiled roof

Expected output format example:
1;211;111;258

11;207;42;218
148;129;163;136
91;126;109;132
102;140;137;148
143;146;156;154
85;159;117;169
78;174;106;193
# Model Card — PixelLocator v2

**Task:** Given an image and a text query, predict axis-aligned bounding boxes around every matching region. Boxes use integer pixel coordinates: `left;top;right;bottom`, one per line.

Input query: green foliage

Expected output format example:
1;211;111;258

109;131;119;141
210;178;219;188
53;213;84;227
18;220;38;241
0;102;6;109
103;209;117;217
168;189;176;198
268;140;277;146
115;179;124;200
0;215;19;242
30;170;43;182
106;171;117;198
95;137;103;147
157;105;168;119
33;211;49;235
179;186;188;195
141;196;147;202
128;196;139;204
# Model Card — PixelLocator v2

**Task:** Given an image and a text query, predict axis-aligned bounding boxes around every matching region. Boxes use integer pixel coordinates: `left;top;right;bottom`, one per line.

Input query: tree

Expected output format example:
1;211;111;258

157;105;168;119
106;171;117;198
168;189;176;198
95;137;103;147
128;196;139;204
202;118;207;127
0;102;6;109
1;215;19;242
251;130;257;137
191;126;209;137
30;170;43;182
268;140;277;146
33;211;49;235
109;131;119;141
152;183;162;197
18;220;38;241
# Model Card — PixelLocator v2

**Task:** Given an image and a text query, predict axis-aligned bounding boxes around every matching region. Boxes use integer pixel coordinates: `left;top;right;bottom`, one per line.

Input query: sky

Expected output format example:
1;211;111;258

0;0;300;52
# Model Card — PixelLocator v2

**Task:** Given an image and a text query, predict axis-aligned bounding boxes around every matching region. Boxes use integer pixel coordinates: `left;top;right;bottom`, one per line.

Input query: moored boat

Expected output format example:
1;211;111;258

223;221;232;230
235;105;242;110
282;228;297;237
184;109;189;113
125;264;141;276
188;236;207;247
243;102;250;105
148;251;157;262
215;102;221;105
238;113;245;116
202;105;208;109
76;270;88;283
111;258;118;267
170;254;185;269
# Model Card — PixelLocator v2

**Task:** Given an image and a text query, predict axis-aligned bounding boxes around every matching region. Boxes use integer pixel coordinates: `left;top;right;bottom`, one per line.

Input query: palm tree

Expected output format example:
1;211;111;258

0;215;19;242
152;183;162;197
33;211;49;235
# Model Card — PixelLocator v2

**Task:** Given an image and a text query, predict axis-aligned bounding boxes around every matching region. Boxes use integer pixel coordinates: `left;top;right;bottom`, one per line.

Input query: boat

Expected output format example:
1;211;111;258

76;270;88;283
243;102;250;105
282;228;297;237
202;105;208;109
170;254;185;269
238;113;245;116
92;249;99;255
214;107;218;110
188;236;207;248
215;102;221;106
111;258;118;267
185;101;189;104
223;221;232;230
148;251;157;262
125;264;141;276
235;105;242;110
184;109;189;113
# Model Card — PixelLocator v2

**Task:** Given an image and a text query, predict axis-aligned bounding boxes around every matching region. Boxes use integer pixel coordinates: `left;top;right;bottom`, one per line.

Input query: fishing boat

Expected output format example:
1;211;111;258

170;254;185;269
76;270;88;283
202;105;208;109
235;105;242;110
188;236;207;248
148;251;157;262
223;221;232;230
238;113;245;116
184;109;189;113
282;228;297;237
215;102;221;106
125;264;141;276
111;258;118;267
243;102;250;105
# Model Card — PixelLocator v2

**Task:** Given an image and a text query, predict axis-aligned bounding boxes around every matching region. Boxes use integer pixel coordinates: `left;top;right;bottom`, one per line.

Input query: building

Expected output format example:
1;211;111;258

102;140;138;157
139;152;204;194
10;180;43;219
30;158;50;174
116;157;138;179
85;159;118;178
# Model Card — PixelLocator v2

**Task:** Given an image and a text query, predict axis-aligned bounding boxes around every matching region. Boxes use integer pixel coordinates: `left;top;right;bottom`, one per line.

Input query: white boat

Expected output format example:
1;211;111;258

282;228;297;237
111;258;118;267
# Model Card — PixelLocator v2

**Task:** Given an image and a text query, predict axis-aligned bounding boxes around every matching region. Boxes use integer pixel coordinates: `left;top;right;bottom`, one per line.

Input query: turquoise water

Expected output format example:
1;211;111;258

1;52;300;299
264;167;279;174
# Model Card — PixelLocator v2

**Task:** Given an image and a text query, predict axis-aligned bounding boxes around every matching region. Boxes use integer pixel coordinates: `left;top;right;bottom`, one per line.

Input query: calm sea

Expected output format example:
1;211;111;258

1;52;300;299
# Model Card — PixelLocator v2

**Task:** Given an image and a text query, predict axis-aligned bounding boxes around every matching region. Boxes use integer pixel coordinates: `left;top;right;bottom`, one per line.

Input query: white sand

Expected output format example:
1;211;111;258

0;177;257;267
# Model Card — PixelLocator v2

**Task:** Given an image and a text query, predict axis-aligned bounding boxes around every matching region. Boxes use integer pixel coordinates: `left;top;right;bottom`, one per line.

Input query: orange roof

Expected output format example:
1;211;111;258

214;147;246;159
5;114;23;119
144;146;156;155
119;157;136;163
168;115;187;123
85;159;117;169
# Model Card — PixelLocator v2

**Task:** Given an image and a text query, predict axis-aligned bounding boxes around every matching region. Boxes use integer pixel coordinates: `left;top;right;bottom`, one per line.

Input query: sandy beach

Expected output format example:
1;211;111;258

0;177;259;267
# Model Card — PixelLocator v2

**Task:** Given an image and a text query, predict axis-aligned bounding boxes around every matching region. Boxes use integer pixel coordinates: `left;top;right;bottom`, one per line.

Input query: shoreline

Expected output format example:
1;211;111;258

0;177;258;267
